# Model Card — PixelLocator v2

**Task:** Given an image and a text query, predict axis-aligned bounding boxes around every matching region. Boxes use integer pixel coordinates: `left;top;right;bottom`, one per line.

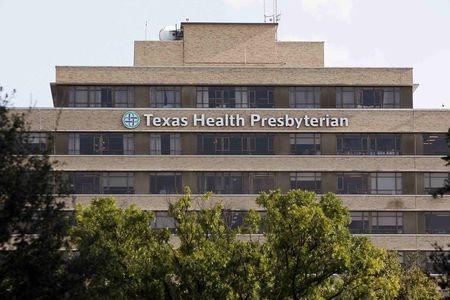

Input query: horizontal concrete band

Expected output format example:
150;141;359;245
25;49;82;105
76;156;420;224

363;234;450;251
50;155;448;172
13;108;450;133
166;234;450;251
65;194;450;211
55;66;413;86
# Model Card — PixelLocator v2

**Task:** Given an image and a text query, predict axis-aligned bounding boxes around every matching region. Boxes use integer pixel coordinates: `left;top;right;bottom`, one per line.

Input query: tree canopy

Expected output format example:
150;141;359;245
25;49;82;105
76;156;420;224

66;190;440;299
0;99;70;299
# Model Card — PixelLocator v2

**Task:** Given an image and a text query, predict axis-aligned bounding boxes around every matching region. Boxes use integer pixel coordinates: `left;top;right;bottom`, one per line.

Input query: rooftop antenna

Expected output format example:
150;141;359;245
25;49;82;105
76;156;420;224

145;20;149;40
264;0;281;23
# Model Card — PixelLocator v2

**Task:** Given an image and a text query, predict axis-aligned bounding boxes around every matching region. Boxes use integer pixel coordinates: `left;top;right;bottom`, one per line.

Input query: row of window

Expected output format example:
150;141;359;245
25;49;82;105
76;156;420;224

27;133;448;156
66;86;404;108
149;210;450;235
68;172;449;195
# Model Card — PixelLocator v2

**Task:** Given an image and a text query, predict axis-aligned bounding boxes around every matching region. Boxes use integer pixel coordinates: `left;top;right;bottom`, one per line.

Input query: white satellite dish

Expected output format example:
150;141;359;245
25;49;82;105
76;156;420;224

159;25;178;41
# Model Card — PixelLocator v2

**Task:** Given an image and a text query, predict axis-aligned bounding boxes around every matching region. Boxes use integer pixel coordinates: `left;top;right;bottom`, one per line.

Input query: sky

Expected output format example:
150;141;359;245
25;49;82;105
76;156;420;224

1;0;450;108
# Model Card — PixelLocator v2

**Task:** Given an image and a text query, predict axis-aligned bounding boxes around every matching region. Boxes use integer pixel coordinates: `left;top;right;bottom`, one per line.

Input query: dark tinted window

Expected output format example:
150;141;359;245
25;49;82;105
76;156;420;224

69;133;134;155
290;173;322;193
337;134;400;155
149;173;182;194
425;212;450;234
336;87;400;108
290;134;321;155
198;172;244;194
68;86;134;107
69;172;134;194
423;134;448;155
198;134;273;155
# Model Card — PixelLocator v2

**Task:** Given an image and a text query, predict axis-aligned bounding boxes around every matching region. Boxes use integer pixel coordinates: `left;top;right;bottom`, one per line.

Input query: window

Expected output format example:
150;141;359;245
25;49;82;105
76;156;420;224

102;172;134;194
152;211;176;233
70;173;100;194
424;173;449;194
369;173;402;195
114;87;134;107
290;172;322;193
69;172;134;194
289;87;321;108
149;172;182;194
222;210;246;229
425;212;450;234
290;134;321;155
69;133;134;155
337;173;369;194
196;87;244;108
197;134;273;155
371;212;403;233
250;172;275;193
349;212;369;234
337;134;400;155
68;86;134;107
338;173;402;195
248;87;274;108
198;172;244;194
336;87;400;108
24;133;49;153
149;87;181;108
150;134;181;155
349;212;403;234
423;134;447;155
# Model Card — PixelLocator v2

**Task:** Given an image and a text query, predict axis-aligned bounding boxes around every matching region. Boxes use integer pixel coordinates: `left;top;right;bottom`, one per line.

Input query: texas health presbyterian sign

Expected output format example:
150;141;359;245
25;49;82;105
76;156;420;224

122;111;349;129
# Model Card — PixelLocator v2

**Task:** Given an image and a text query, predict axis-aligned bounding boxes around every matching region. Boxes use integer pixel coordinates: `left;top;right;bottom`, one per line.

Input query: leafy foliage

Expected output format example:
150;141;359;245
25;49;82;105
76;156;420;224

66;189;441;299
0;99;70;299
66;197;173;299
433;128;450;197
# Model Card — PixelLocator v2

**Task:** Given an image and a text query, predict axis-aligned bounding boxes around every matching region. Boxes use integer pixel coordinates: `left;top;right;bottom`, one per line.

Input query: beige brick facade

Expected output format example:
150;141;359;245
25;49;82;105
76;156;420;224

133;23;324;67
24;22;450;251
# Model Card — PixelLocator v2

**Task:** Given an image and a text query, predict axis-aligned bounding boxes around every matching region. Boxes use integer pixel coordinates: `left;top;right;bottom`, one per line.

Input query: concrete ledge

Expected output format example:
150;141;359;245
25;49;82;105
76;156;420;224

11;108;449;133
55;66;413;86
50;155;448;172
63;194;450;211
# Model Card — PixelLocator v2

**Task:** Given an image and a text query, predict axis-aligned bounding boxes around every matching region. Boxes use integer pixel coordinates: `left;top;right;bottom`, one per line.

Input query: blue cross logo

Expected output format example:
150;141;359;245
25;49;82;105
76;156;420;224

122;111;141;129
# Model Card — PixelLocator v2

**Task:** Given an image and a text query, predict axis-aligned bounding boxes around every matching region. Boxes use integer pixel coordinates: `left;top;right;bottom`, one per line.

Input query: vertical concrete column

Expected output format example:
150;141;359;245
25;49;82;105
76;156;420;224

273;133;290;155
182;172;198;193
276;172;291;192
134;133;149;155
182;86;196;108
320;133;336;155
415;173;425;195
403;211;418;234
134;172;149;194
243;174;250;194
181;133;197;154
416;212;426;234
274;87;289;108
56;86;70;107
54;132;69;155
400;87;413;108
135;86;149;108
402;172;416;195
415;134;424;155
320;87;336;108
321;172;337;193
401;134;415;155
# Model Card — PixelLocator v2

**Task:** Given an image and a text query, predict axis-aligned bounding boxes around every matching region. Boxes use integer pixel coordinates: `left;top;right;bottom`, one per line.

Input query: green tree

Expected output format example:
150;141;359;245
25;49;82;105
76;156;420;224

0;97;69;299
433;128;450;197
256;190;401;299
167;188;269;299
66;197;173;299
397;263;441;300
